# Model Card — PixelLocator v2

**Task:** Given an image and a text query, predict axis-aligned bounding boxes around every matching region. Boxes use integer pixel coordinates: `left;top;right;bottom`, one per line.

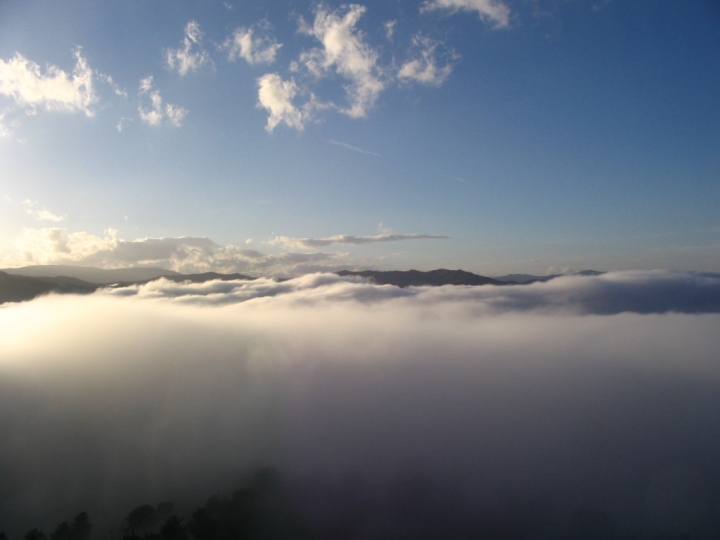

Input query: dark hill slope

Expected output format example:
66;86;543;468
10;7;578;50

336;269;505;287
0;271;98;304
0;270;254;304
2;265;181;284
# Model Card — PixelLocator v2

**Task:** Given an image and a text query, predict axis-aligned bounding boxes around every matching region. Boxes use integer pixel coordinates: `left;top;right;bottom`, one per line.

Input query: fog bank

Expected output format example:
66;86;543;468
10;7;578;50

1;272;720;537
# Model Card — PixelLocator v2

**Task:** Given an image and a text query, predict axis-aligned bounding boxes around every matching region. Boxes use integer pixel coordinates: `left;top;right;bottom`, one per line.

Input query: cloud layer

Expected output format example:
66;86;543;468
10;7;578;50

3;230;450;276
1;272;720;537
96;270;720;315
270;233;447;249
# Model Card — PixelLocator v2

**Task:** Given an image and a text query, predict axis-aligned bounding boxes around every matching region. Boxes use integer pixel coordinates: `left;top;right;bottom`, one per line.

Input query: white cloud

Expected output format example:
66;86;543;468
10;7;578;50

166;21;211;76
0;49;98;115
138;76;187;127
269;233;448;249
256;73;304;132
422;0;511;28
22;199;66;222
139;76;153;94
398;36;456;86
225;26;282;65
384;20;397;41
299;5;385;118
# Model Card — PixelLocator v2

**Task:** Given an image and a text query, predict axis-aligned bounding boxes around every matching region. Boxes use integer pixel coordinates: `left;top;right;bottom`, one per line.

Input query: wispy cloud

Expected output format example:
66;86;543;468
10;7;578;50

270;233;448;250
22;199;66;222
0;111;14;138
225;25;282;65
384;20;397;41
442;174;468;184
298;5;385;118
327;139;380;156
422;0;511;28
0;49;98;115
166;21;212;76
398;36;457;86
138;76;187;127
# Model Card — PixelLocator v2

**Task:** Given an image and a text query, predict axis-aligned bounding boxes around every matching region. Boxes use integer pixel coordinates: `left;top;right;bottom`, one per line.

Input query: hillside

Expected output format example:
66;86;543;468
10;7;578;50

336;269;505;287
1;265;182;284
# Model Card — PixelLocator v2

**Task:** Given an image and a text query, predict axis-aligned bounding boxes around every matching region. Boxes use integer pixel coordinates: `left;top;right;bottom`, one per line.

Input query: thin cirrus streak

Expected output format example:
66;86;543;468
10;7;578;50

1;270;720;537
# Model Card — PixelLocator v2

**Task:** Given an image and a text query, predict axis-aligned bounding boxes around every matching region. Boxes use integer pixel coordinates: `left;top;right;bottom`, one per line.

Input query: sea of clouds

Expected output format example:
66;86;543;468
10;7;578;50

1;271;720;538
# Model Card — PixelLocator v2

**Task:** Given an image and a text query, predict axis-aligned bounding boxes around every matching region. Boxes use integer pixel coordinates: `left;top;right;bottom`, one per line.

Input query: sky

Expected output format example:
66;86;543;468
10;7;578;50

2;270;720;536
0;0;719;276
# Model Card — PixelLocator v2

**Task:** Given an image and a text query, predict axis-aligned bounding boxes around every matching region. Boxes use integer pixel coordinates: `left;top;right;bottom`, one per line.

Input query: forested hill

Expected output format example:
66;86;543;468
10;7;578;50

336;269;506;287
1;266;605;305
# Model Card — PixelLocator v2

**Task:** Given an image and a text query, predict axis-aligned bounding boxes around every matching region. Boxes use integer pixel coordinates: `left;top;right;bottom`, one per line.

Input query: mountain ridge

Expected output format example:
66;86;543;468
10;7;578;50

0;266;604;305
336;269;505;287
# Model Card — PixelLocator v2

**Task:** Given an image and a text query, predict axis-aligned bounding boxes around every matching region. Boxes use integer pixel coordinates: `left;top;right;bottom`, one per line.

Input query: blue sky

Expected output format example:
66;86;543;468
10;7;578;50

0;0;718;276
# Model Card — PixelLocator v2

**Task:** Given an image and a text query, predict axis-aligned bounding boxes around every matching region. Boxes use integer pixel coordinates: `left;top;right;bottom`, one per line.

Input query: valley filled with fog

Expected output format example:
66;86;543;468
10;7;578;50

1;271;720;538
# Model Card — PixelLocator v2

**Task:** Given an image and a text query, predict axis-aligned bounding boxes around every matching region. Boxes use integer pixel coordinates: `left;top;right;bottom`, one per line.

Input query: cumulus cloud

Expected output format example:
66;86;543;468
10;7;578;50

22;199;66;222
422;0;511;28
298;4;385;118
256;73;304;131
270;232;447;249
1;274;720;537
0;49;97;115
138;76;187;127
398;36;456;86
165;21;211;76
225;25;282;65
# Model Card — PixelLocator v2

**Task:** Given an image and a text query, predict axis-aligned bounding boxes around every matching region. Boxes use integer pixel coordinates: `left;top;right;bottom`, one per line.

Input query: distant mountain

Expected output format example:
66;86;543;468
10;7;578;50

0;265;606;304
493;274;559;284
2;265;182;284
336;269;505;287
574;270;604;276
494;270;604;283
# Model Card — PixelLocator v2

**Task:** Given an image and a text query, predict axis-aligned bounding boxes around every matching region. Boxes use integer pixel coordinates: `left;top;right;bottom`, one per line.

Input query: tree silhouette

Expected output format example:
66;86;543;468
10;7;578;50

51;513;91;540
24;530;46;540
123;502;177;540
159;516;188;540
186;467;313;540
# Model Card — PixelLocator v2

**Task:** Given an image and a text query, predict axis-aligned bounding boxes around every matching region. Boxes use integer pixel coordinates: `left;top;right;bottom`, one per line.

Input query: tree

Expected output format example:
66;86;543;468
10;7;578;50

25;530;47;540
